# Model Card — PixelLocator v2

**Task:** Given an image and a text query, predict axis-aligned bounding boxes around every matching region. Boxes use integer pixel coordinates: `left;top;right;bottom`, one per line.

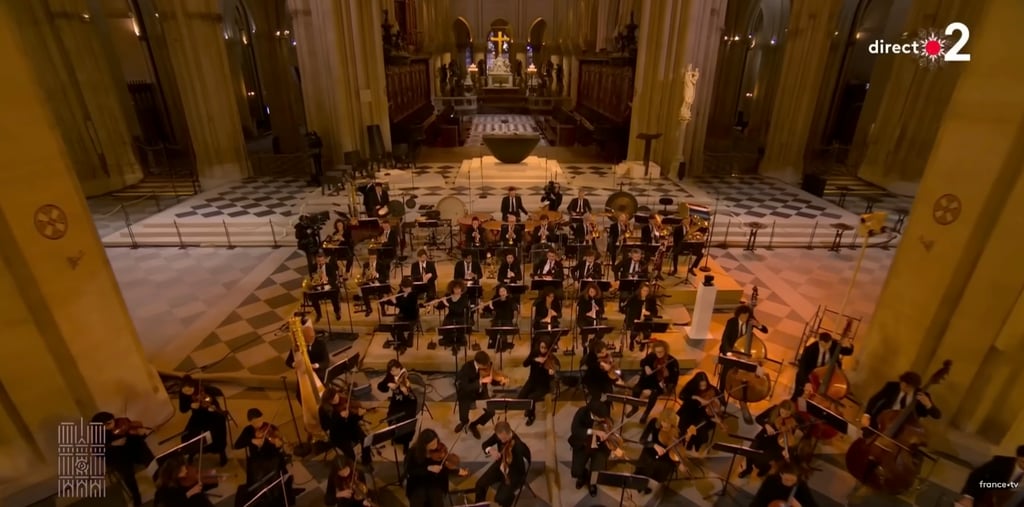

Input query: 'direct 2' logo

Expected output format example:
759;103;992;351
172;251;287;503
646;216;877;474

868;22;971;68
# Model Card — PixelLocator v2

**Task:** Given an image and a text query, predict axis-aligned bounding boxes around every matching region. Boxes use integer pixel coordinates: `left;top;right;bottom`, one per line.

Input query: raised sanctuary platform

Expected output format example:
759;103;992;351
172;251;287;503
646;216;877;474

455;155;564;186
482;133;540;163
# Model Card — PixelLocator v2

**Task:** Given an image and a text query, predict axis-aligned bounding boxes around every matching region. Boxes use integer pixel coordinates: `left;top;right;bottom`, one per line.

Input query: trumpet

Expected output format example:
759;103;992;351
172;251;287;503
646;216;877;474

472;229;481;244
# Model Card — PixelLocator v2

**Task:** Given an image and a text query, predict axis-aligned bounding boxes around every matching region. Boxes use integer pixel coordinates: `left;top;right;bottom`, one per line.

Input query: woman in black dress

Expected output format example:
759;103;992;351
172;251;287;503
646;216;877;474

327;218;355;275
482;284;518;349
153;455;215;507
531;287;561;331
675;371;722;453
623;282;658;351
325;455;373;506
635;410;684;488
576;283;606;346
437;280;471;347
178;376;228;466
376;359;418;450
404;429;469;507
518;339;558;426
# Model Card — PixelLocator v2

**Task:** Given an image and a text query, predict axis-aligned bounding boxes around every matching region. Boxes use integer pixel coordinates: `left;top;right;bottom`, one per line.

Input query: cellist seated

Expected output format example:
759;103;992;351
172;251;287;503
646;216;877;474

751;462;819;507
793;331;854;400
861;371;941;430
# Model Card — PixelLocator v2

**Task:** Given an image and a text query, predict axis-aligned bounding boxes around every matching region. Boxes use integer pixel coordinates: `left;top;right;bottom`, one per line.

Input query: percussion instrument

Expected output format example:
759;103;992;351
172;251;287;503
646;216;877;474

483;220;503;232
530;208;563;224
605;191;639;219
436;196;468;222
385;200;405;218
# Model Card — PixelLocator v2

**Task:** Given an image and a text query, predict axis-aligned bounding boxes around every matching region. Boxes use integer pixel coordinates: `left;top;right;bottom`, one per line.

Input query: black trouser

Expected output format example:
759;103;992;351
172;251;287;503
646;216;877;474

110;460;141;506
311;291;341;319
311;154;323;184
631;377;665;420
458;396;494;426
517;380;550;419
676;410;714;451
629;322;652;345
570;446;609;484
407;486;445;507
474;462;518;506
635;447;676;482
391;318;415;348
333;433;372;464
670;245;703;272
740;432;780;474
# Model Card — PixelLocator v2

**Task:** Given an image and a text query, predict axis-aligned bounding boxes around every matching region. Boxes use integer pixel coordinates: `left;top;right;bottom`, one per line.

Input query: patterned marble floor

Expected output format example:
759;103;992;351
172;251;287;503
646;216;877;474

466;114;549;147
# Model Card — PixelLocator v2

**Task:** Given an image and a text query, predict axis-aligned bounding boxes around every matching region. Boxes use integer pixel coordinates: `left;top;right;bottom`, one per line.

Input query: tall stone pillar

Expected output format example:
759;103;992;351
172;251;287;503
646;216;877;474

288;0;391;168
675;0;727;177
706;0;755;143
850;0;1024;451
249;0;305;153
760;0;843;181
0;7;171;502
849;0;978;193
153;0;250;188
746;40;783;141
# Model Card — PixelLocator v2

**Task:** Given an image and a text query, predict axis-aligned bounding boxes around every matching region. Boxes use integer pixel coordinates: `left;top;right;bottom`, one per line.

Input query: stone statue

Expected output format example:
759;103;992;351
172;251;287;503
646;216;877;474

680;65;699;122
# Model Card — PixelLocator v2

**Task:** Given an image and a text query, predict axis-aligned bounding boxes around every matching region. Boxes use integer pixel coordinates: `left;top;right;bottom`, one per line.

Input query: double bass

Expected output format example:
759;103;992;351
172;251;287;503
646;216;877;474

844;360;952;495
724;287;772;417
806;318;854;440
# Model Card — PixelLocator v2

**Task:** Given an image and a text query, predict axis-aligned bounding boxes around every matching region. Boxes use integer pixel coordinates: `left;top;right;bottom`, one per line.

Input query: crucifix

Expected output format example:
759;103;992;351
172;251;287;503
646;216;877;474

489;31;510;57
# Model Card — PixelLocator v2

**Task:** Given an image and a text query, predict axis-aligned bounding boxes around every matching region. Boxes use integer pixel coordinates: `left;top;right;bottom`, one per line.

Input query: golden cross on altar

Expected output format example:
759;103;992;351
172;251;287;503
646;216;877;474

489;31;510;56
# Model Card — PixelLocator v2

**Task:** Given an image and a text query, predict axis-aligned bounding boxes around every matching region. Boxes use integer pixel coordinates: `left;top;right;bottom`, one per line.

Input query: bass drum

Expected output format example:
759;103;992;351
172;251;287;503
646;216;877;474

604;191;638;219
436;196;467;222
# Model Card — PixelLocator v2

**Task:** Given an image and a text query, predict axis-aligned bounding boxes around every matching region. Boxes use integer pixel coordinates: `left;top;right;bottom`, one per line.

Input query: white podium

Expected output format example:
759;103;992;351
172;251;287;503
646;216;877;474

684;282;717;341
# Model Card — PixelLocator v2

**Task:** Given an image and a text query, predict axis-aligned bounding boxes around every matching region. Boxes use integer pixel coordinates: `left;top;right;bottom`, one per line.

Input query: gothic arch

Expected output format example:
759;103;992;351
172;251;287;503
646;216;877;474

453;17;472;48
528;17;547;46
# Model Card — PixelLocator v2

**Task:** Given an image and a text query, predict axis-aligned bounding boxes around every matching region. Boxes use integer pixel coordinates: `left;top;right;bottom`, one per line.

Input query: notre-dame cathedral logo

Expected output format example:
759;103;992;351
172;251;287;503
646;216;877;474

57;419;105;498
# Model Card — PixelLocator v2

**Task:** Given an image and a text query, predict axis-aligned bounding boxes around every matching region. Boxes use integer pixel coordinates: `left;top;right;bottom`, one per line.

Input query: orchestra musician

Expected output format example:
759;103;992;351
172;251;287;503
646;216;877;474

482;285;517;350
410;249;438;299
862;371;941;430
499;214;524;249
751;462;819;507
500;186;529;221
957;445;1024;507
569;399;613;497
234;408;301;500
319;386;371;466
359;254;390;317
615;248;647;281
464;216;488;253
675;371;723;453
531;214;556;246
577;283;607;345
635;410;684;487
91;411;153;507
404;429;469;507
454;250;483;282
455;351;503;439
519;339;557;426
739;400;802;479
627;340;680;423
567;189;592;216
380;277;417;352
540;181;563;211
284;318;329;405
640;213;666;244
309;249;342;322
376;359;418;451
794;332;854;400
497;250;523;285
153;455;215;507
573;249;602;281
475;421;530;507
582;339;620;402
178;376;229;466
376;220;398;265
327;218;355;275
532;248;564;280
667;219;704;277
532;287;562;331
607;214;632;265
325;455;373;506
623;282;658;352
437;280;471;348
718;304;768;390
361;181;389;218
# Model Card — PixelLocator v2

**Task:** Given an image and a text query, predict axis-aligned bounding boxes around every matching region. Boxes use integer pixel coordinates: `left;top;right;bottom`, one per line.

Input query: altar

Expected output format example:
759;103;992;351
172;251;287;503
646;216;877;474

486;57;513;88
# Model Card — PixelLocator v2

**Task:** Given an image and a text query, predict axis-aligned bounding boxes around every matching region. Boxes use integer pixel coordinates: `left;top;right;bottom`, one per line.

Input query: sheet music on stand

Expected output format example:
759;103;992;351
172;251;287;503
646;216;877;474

242;471;293;507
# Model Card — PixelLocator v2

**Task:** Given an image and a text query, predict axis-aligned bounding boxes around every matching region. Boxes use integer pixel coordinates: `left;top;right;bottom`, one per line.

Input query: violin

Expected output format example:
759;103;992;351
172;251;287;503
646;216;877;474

695;387;723;417
179;464;223;489
254;422;285;448
500;439;516;482
110;417;151;437
538;352;561;372
597;351;621;380
478;365;509;386
428;440;463;471
181;376;225;415
592;418;626;455
657;425;687;462
338;470;371;502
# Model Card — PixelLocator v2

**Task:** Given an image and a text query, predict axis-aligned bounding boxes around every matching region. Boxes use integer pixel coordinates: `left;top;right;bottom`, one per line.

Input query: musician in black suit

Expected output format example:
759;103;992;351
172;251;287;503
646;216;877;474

624;282;658;352
178;376;229;466
576;283;606;346
719;304;768;354
464;216;488;254
540;181;563;211
862;371;941;429
454;250;483;282
475;421;530;507
377;220;399;264
284;318;329;404
92;411;153;506
376;359;418;450
567;189;592;216
532;248;563;279
573;249;602;281
499;214;524;249
308;249;341;321
582;338;618;401
751;462;819;507
794;332;854;400
455;351;501;439
626;340;680;423
381;277;418;351
667;221;705;277
958;445;1024;507
569;399;612;497
500;187;528;220
570;215;598;250
359;254;390;316
531;214;556;246
437;280;472;348
497;251;523;285
519;339;556;426
532;287;562;331
615;249;646;281
361;181;389;218
318;387;371;465
607;214;632;264
410;249;438;299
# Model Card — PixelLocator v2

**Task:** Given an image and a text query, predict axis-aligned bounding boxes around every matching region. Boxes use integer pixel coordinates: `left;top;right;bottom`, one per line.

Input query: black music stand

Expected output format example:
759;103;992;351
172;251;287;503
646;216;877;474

439;324;472;368
365;418;418;489
530;278;563;293
505;283;527;298
325;351;362;391
579;279;612;293
705;442;763;503
592;471;651;507
380;321;414;357
716;354;760;423
577;326;613;356
242;471;293;507
804;398;851;435
485;398;534;421
485;327;519;366
606;394;646;427
618;277;643;299
534;327;571;355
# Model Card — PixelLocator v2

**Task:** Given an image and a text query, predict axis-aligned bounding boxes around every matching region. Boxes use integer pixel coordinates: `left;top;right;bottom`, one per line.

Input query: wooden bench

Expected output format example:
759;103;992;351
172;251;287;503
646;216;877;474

537;107;577;146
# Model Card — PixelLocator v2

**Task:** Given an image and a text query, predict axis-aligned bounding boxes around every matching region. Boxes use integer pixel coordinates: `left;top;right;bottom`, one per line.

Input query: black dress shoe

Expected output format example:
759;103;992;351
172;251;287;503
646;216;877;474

454;422;466;433
738;469;752;479
625;406;639;418
575;479;586;490
525;415;535;426
589;485;598;497
335;313;342;321
628;340;635;352
688;268;697;276
469;424;481;439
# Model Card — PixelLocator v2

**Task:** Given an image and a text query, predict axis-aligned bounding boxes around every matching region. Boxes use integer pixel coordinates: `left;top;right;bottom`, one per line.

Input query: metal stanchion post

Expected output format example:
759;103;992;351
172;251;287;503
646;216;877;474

807;221;818;250
223;220;235;249
767;221;776;250
722;218;732;249
173;220;185;249
269;219;279;248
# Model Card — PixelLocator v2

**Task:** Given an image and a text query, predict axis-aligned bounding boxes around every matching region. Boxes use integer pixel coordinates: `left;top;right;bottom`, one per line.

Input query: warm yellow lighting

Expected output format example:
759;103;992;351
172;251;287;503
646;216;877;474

247;91;255;96
81;12;91;21
745;92;753;97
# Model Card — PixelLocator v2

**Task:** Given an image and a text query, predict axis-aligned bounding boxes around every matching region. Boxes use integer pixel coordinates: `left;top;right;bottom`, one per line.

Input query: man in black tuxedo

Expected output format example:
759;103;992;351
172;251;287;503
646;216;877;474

573;249;602;280
531;214;556;246
377;220;399;264
863;371;941;429
567;189;592;216
362;181;389;218
959;445;1024;507
499;214;524;249
569;399;612;497
455;351;499;439
500;187;528;221
454;250;483;282
607;214;632;264
475;421;530;507
794;332;854;399
284;318;329;404
532;248;564;280
667;222;705;277
615;248;646;281
410;248;437;299
308;249;341;321
717;304;768;390
359;254;390;316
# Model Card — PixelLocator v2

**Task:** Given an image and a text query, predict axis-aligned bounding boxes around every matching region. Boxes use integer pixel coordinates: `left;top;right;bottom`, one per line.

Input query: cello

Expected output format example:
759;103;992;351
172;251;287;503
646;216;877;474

724;287;772;420
844;360;952;495
805;318;854;440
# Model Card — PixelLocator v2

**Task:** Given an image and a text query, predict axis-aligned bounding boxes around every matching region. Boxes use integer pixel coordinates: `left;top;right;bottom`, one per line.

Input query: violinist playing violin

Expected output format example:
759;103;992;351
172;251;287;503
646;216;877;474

178;375;229;466
635;410;686;489
577;283;607;345
326;455;374;507
957;444;1024;507
475;421;530;507
519;339;558;426
862;371;941;430
569;399;615;497
675;372;723;454
91;411;154;507
751;462;819;507
234;408;303;500
739;400;805;479
794;331;853;401
623;282;658;352
583;339;621;403
319;386;372;466
404;429;469;507
627;339;680;423
154;455;214;507
377;359;418;451
455;351;503;439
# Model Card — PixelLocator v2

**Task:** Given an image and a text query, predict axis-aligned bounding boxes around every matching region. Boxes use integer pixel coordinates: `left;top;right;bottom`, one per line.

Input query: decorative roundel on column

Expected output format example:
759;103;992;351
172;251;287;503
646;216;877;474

932;194;962;226
34;204;68;240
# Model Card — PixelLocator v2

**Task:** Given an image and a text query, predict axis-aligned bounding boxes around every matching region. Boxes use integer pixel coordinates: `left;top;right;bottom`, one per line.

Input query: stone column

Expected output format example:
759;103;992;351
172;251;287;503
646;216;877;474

850;0;1024;451
760;0;843;181
746;40;783;142
595;0;611;51
675;0;727;177
706;0;755;144
249;0;305;153
153;0;250;188
224;35;257;137
288;0;391;165
849;0;978;193
0;6;171;501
